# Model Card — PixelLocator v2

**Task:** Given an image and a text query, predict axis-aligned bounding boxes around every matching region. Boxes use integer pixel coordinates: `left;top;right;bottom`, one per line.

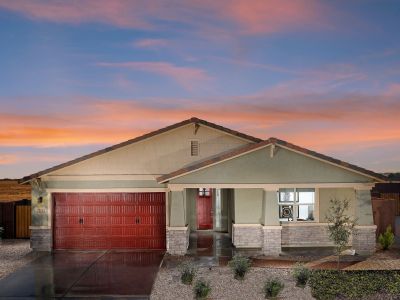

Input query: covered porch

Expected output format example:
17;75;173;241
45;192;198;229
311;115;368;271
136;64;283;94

161;142;381;256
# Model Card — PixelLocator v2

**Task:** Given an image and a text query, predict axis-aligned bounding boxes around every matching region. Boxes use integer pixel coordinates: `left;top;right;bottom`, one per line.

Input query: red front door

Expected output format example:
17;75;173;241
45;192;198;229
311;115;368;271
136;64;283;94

197;188;213;230
53;192;166;250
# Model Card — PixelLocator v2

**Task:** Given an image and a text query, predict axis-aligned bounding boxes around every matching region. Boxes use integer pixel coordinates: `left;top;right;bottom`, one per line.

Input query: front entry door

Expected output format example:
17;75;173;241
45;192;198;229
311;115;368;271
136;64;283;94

197;188;213;230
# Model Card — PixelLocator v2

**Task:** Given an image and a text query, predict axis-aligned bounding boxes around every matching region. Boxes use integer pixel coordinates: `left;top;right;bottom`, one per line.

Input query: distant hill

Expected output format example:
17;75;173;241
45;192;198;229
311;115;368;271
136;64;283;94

0;179;31;202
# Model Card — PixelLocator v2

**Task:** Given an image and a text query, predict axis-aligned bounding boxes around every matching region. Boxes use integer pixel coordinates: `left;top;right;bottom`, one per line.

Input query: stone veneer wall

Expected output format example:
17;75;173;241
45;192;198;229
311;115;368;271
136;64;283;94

232;224;263;248
166;226;190;255
30;228;52;251
352;225;376;255
281;224;336;247
262;226;282;256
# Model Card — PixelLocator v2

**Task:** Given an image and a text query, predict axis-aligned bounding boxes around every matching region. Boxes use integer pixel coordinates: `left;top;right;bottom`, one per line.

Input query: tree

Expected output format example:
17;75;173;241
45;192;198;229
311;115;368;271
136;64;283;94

325;198;357;269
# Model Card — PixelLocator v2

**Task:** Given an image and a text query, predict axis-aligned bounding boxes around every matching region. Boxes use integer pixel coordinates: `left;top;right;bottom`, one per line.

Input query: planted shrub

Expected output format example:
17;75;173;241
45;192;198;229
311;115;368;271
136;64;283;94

228;254;251;280
193;278;211;300
378;225;395;250
293;263;310;288
179;261;197;285
309;270;400;300
263;278;284;299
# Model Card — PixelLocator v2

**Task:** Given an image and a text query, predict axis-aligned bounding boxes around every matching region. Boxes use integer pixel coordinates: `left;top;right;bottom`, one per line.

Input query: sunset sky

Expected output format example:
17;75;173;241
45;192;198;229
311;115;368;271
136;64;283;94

0;1;399;178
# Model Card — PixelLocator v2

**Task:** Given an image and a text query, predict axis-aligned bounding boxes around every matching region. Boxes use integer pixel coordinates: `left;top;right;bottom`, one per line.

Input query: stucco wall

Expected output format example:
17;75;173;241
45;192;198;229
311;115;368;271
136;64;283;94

48;124;250;177
234;189;263;224
169;146;375;184
319;188;356;222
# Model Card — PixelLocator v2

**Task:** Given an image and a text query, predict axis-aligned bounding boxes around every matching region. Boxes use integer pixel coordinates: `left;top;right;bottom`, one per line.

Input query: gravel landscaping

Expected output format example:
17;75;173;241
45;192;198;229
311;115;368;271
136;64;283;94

0;239;41;279
151;264;313;300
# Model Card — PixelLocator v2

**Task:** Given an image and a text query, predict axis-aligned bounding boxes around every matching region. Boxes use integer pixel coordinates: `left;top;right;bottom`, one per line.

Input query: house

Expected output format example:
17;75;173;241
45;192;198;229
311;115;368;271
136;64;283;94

372;179;400;239
0;179;31;239
20;117;386;255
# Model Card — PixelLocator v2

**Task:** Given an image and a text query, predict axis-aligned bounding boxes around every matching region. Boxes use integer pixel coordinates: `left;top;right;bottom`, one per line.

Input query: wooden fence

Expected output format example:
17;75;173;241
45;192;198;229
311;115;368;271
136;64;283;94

0;200;31;238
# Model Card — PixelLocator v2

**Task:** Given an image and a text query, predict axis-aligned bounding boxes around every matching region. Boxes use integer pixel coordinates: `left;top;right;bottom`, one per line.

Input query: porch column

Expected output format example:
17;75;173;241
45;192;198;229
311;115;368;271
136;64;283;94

353;188;376;255
30;185;52;252
262;189;282;256
167;189;189;255
232;189;263;248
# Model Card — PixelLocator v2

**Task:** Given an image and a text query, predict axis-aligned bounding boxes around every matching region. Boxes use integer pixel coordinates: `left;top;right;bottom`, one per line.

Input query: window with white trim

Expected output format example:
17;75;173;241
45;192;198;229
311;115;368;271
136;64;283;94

278;188;315;222
191;140;199;156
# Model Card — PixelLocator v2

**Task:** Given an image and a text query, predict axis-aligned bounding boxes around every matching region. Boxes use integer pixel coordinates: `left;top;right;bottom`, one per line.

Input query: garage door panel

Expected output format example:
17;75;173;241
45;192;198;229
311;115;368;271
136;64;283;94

53;192;165;250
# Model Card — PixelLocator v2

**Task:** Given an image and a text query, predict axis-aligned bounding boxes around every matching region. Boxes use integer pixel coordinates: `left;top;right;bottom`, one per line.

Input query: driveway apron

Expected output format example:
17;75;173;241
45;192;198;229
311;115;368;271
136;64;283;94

0;250;164;299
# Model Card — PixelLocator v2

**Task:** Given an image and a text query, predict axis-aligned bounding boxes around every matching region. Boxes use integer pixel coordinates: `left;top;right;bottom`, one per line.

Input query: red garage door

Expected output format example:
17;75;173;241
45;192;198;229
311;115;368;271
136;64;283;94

53;192;166;250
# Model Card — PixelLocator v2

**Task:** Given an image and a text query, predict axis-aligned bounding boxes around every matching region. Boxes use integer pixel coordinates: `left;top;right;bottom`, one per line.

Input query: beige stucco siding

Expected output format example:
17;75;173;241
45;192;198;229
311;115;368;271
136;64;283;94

234;189;263;224
318;188;356;222
48;124;250;177
169;145;375;184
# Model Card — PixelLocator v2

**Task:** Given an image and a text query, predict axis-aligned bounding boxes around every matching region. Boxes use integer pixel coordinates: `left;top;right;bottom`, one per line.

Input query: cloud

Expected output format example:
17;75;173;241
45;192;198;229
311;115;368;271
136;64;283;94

133;38;170;49
0;0;331;35
97;61;210;89
0;154;18;165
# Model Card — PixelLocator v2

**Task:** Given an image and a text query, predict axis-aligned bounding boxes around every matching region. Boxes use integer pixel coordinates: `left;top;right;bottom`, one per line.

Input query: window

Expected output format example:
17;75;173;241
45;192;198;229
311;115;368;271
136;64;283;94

198;188;211;197
191;140;199;156
278;188;315;222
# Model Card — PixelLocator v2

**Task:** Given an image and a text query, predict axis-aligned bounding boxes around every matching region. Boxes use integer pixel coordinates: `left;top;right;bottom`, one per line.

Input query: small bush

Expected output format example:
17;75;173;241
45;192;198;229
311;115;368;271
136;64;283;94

263;278;284;299
378;225;395;250
179;261;197;285
228;254;251;280
193;278;211;300
293;262;310;288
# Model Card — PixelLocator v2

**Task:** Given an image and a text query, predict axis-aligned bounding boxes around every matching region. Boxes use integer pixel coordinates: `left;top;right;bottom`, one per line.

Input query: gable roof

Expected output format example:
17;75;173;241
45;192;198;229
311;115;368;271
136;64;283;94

20;117;262;183
157;137;388;183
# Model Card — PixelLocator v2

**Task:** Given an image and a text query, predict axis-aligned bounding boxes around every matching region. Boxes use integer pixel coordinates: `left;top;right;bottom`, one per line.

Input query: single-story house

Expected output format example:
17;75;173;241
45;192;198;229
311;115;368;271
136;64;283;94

20;117;386;255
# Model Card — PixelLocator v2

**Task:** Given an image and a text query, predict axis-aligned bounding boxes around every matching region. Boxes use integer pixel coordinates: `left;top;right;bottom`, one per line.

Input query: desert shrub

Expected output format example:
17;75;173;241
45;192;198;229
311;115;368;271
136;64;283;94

228;254;251;280
293;262;310;287
263;278;284;299
193;278;211;300
309;270;400;300
179;261;197;285
378;225;395;250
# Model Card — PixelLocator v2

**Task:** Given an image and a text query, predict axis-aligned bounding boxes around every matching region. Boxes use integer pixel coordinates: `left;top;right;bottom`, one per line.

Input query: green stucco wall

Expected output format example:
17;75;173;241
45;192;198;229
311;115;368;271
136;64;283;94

355;189;374;225
234;189;263;224
169;146;374;184
319;188;356;222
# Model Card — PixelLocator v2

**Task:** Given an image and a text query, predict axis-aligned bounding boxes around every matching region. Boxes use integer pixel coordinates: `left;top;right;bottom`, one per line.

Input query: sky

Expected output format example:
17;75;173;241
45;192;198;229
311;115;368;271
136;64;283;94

0;0;399;178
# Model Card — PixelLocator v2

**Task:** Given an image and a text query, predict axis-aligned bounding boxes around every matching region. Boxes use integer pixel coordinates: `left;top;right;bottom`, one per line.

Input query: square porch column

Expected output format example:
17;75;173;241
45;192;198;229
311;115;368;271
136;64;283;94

262;189;282;256
353;188;376;255
167;190;189;255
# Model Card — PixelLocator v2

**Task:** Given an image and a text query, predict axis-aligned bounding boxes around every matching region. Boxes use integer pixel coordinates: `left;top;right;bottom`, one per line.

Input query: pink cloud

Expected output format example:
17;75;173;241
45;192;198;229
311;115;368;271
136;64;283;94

97;61;210;89
0;0;331;35
0;154;18;165
133;38;170;49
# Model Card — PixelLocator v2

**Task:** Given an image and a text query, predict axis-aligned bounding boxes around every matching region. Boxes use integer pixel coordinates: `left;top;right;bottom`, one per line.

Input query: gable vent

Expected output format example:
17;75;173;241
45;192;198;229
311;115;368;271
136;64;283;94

191;140;199;156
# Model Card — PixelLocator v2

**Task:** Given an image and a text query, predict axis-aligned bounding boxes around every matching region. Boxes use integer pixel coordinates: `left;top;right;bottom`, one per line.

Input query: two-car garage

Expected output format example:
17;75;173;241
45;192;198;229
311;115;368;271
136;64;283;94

52;192;166;250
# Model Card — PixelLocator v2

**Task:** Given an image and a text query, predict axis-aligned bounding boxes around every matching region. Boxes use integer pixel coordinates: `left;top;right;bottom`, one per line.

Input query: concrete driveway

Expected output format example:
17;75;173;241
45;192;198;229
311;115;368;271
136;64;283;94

0;250;164;299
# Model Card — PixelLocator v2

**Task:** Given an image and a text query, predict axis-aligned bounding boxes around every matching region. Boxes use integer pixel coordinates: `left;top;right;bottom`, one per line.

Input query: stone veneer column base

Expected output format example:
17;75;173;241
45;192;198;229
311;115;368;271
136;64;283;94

232;224;263;248
166;226;189;255
30;226;52;251
262;226;282;256
352;225;376;255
